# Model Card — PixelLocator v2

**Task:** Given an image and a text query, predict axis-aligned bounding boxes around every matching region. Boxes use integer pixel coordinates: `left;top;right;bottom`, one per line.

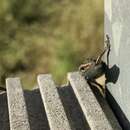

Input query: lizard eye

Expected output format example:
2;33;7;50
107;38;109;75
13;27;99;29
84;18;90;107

80;67;85;70
79;66;86;73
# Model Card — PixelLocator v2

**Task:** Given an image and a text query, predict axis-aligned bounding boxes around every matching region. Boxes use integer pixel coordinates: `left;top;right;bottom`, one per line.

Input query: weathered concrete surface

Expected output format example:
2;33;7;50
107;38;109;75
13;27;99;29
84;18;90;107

38;74;71;130
68;72;121;130
0;73;122;130
105;0;130;124
6;78;30;130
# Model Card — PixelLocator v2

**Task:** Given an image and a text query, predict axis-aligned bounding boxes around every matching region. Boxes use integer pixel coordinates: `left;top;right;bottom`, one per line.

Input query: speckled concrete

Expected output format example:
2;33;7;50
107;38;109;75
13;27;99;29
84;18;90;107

68;72;122;130
6;78;31;130
38;74;71;130
0;73;122;130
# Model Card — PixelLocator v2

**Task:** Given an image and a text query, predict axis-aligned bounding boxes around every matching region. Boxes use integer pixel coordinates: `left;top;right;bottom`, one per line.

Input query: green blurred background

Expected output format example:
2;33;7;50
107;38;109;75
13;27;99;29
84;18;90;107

0;0;104;89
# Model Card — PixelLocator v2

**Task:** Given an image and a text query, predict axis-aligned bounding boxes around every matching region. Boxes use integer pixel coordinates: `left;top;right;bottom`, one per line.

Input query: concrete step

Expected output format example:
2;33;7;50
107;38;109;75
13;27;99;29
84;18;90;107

0;72;122;130
5;78;50;130
67;72;122;130
37;74;71;130
6;78;31;130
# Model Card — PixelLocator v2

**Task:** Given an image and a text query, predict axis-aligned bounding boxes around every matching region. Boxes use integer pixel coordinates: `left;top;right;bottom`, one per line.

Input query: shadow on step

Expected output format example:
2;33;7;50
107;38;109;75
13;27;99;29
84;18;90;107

24;89;50;130
106;89;130;130
90;86;122;130
57;85;90;130
0;92;10;130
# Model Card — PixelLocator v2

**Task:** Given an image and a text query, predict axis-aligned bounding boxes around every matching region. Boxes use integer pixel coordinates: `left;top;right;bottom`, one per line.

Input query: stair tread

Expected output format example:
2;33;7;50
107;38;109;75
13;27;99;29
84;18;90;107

6;78;31;130
38;74;71;130
68;72;122;130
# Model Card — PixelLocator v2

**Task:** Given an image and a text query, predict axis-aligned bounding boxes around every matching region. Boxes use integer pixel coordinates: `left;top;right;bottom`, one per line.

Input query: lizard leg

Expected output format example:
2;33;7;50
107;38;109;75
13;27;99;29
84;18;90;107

88;79;106;97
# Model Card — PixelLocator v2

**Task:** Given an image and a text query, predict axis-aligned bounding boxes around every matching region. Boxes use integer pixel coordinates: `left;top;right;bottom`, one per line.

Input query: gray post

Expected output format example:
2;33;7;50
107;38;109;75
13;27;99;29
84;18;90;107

105;0;130;128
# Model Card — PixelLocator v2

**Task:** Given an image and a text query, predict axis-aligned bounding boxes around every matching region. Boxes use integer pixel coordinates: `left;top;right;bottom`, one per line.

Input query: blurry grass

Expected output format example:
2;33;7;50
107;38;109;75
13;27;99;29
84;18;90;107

0;0;104;89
